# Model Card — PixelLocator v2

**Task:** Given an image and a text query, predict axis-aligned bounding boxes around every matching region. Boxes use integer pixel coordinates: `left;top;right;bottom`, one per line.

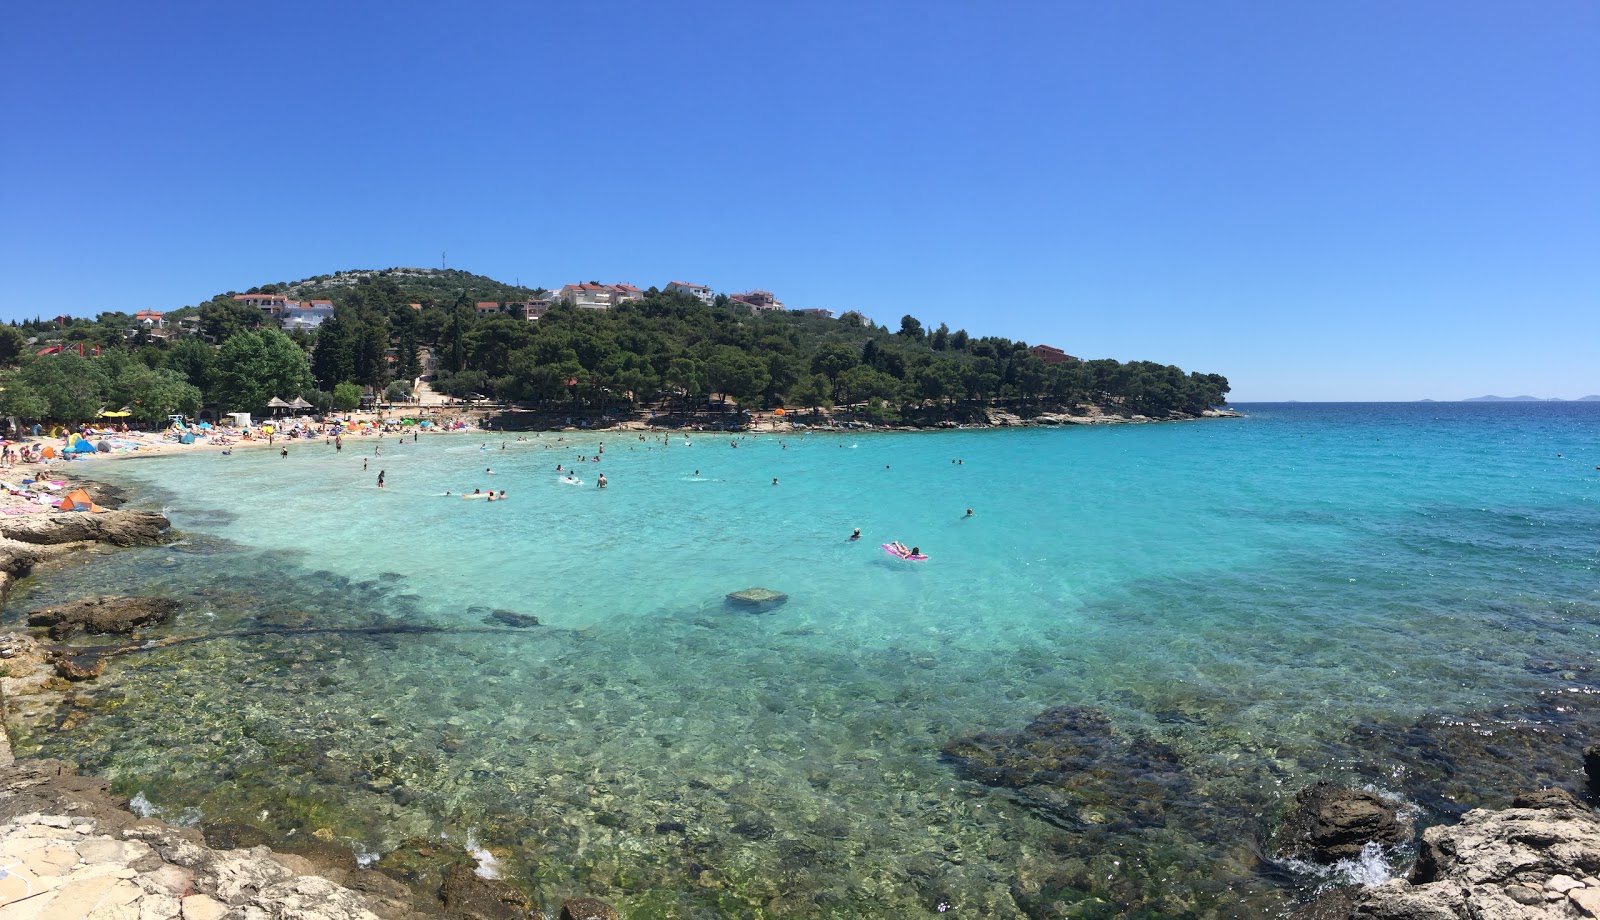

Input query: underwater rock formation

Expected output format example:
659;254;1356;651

941;705;1189;830
1277;781;1412;862
486;609;541;628
27;595;180;639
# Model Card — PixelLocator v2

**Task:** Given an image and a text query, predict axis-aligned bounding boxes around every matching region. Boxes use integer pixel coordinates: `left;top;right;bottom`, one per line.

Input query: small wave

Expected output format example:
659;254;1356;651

1282;842;1402;888
129;792;159;818
465;828;501;879
351;842;383;868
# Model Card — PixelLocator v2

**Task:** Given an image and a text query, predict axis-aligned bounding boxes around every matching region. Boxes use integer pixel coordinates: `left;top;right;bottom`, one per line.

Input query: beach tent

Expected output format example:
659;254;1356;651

67;440;96;454
58;489;106;513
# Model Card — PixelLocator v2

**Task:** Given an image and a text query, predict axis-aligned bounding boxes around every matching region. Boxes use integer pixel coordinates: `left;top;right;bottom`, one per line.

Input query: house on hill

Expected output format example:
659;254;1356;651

731;290;784;312
1028;344;1079;365
665;281;714;306
281;300;334;331
559;283;610;310
234;293;289;315
134;310;164;327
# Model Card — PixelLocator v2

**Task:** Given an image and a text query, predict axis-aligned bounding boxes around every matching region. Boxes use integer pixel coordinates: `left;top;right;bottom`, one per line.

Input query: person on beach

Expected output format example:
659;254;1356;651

377;470;385;488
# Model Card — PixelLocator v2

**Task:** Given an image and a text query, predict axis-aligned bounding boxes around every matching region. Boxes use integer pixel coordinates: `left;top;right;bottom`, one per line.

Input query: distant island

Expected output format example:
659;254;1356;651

1461;395;1600;402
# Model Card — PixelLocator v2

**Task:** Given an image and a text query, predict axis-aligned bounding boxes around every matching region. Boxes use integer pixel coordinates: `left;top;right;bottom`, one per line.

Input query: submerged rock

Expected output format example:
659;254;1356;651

942;705;1190;831
28;595;180;639
1276;781;1411;863
486;609;541;629
725;587;788;610
53;653;106;681
1301;788;1600;919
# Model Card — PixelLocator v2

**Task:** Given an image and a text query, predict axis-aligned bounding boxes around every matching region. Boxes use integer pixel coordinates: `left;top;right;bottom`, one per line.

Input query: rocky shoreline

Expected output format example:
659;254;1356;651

0;504;621;919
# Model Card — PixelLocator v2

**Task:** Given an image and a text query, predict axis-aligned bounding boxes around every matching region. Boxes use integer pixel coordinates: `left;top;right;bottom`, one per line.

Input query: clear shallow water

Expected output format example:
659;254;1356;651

8;403;1600;918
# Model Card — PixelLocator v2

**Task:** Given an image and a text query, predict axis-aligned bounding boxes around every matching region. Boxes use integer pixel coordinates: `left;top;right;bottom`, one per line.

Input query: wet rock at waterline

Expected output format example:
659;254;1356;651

941;705;1190;830
53;653;107;681
1302;788;1600;919
1585;742;1600;794
1276;781;1412;862
27;595;180;639
559;897;620;920
441;864;544;920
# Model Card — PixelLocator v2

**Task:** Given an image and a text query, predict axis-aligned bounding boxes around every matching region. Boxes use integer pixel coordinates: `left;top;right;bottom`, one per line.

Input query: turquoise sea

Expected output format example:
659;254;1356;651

8;402;1600;918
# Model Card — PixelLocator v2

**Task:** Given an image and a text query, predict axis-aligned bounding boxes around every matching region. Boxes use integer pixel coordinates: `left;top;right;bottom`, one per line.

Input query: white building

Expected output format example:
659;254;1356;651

665;281;714;306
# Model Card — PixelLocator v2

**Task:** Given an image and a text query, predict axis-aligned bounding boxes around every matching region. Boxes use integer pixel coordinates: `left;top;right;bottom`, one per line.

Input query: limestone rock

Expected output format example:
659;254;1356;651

1;509;170;547
1277;781;1411;862
1306;787;1600;919
28;596;180;639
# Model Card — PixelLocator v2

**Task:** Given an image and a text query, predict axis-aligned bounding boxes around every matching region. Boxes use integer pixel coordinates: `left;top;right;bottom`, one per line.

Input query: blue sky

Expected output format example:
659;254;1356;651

2;1;1595;400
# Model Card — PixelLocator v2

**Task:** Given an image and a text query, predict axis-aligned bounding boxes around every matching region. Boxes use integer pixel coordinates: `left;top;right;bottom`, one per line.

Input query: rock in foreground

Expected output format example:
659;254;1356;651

0;508;170;547
1277;781;1412;863
1304;788;1600;919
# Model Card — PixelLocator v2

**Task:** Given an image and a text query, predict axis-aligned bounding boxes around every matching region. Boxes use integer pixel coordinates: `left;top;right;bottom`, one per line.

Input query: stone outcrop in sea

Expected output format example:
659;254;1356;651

1276;781;1412;863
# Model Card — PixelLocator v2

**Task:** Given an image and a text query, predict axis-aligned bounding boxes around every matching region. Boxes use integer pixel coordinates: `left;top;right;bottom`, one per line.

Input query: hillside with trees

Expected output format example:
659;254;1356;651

0;268;1229;428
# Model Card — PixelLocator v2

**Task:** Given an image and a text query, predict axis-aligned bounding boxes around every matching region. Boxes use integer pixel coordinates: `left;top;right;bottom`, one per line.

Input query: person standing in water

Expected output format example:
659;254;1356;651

597;473;608;489
377;470;385;488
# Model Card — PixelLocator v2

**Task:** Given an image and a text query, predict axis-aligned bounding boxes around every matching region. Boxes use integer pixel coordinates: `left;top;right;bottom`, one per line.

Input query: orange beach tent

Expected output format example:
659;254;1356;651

58;489;106;513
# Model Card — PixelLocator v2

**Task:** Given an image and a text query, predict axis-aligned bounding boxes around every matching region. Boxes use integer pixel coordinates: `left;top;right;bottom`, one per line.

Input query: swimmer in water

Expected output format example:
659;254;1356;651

850;528;861;540
772;477;779;486
910;546;921;557
965;508;973;517
597;473;608;488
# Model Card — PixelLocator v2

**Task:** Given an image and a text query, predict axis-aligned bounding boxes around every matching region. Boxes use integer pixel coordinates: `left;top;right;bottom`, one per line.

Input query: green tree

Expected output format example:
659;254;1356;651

332;381;363;411
200;297;263;342
0;373;49;423
0;327;25;367
897;314;925;340
164;337;216;395
19;354;109;422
